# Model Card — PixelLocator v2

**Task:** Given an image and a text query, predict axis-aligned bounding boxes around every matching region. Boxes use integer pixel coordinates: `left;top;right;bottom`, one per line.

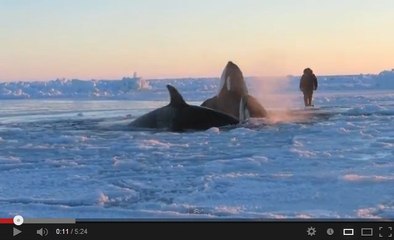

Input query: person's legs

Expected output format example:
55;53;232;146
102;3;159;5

303;91;312;106
303;93;308;107
307;92;313;106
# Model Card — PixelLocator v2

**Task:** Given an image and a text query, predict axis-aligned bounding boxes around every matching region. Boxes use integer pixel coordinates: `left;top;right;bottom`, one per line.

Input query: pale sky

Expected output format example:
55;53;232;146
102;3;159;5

1;0;393;81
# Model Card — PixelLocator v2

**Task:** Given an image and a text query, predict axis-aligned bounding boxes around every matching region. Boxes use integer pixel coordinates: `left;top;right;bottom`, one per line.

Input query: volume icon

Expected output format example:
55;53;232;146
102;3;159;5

37;228;48;236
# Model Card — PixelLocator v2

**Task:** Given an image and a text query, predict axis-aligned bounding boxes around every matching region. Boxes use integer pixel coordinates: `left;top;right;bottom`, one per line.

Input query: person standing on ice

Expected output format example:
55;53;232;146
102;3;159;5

299;67;318;107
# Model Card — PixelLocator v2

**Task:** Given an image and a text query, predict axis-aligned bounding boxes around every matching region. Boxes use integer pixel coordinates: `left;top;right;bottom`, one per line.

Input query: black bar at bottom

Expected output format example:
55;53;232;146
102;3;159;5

1;220;393;240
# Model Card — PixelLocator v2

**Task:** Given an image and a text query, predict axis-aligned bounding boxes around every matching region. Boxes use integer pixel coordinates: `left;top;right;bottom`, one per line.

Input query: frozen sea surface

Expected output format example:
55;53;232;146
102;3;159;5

0;77;393;219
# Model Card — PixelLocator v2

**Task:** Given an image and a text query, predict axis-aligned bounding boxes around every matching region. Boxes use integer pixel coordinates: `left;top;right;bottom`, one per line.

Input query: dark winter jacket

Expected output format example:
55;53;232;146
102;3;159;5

299;73;318;92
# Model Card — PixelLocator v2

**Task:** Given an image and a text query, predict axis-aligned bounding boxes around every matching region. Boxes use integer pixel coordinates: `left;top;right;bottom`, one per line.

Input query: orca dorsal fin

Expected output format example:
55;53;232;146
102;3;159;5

167;85;188;107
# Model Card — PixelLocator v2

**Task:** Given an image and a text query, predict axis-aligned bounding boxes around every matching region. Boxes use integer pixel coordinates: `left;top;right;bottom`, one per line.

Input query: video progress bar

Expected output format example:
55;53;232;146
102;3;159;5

0;218;13;224
24;218;76;224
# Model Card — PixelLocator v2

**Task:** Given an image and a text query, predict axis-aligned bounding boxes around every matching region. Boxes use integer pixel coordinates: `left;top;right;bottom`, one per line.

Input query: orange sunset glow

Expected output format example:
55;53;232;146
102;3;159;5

1;0;393;81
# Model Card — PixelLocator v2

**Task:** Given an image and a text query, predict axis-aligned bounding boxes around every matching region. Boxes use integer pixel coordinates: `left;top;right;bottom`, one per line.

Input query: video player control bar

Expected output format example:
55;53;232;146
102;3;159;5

0;217;75;225
0;216;393;240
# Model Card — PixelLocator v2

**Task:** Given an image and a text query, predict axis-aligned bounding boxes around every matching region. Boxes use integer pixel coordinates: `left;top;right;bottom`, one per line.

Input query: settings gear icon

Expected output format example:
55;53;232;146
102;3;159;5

307;226;317;236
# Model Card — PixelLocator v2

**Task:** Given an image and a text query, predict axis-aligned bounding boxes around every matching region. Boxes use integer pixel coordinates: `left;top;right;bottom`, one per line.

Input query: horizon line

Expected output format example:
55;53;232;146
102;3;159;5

1;70;393;83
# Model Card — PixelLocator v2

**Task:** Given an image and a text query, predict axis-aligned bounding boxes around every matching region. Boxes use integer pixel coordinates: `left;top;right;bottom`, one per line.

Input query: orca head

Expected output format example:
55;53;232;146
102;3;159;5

217;61;248;97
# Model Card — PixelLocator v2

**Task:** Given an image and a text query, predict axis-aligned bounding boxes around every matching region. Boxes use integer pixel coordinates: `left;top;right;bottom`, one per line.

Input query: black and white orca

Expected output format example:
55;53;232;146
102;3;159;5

129;85;239;132
201;61;268;121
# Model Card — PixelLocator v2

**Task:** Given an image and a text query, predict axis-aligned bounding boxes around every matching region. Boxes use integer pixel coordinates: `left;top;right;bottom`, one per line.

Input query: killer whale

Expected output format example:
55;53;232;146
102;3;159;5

129;85;239;132
201;61;268;121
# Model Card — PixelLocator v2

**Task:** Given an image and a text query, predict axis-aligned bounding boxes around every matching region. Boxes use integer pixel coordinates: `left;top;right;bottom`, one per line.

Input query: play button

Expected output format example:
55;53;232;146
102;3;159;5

13;227;22;237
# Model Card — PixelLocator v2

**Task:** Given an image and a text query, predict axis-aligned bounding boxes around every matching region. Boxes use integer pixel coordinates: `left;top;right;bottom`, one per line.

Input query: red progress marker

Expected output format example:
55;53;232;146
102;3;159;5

0;218;14;224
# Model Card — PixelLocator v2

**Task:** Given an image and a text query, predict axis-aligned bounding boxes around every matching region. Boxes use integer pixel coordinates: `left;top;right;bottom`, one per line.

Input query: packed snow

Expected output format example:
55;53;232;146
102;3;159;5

0;70;393;219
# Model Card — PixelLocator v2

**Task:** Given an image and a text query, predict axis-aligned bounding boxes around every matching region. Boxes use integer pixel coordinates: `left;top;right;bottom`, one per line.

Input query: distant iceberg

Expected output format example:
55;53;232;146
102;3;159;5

0;73;152;99
376;69;394;88
120;72;152;92
0;70;393;100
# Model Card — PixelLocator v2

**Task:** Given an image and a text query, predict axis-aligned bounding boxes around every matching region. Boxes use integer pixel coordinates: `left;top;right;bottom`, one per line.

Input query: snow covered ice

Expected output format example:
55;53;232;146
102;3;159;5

0;70;393;219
